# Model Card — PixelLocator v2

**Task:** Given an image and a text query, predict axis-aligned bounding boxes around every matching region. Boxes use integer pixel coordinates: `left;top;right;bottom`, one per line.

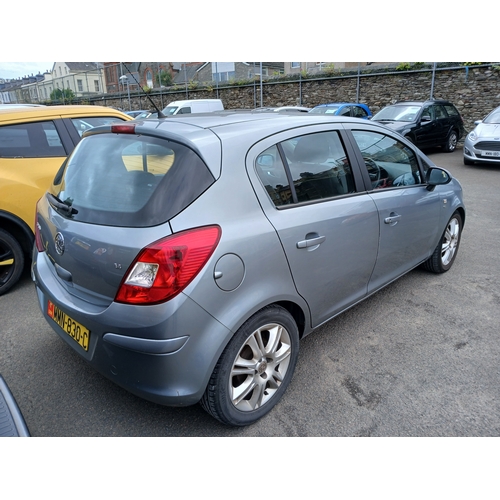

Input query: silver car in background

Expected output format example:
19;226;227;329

32;112;465;426
463;105;500;165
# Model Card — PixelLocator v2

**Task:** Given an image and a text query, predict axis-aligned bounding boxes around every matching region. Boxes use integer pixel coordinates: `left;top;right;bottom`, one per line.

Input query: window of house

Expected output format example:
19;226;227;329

214;71;235;82
94;80;100;92
351;130;421;189
77;80;83;92
291;62;301;68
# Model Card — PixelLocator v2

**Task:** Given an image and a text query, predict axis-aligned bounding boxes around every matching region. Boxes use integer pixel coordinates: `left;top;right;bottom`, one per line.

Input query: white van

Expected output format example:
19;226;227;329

162;99;224;115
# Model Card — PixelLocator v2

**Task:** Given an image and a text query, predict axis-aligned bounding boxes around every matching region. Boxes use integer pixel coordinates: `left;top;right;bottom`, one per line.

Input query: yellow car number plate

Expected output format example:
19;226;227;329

48;300;90;351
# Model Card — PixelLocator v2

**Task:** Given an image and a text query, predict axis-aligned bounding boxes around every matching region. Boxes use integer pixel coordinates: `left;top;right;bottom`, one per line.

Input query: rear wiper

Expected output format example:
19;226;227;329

46;193;78;215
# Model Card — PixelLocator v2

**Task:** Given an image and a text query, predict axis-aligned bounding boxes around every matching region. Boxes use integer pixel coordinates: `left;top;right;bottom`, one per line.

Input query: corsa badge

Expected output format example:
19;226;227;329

54;232;65;255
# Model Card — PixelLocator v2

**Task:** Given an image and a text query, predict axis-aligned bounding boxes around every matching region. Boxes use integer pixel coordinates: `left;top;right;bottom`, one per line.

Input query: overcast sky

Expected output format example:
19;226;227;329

0;62;54;80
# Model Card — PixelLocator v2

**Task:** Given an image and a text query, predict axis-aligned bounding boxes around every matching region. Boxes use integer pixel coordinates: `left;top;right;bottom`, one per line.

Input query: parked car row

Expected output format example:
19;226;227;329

123;98;500;169
8;95;498;429
264;99;467;155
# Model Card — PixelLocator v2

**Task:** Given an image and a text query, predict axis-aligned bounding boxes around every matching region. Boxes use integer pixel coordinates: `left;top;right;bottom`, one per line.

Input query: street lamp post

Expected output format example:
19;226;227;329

119;75;131;110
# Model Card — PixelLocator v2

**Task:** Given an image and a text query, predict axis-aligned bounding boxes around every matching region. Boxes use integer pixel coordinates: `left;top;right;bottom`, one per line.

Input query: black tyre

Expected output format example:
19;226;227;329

0;229;25;296
422;212;462;273
200;305;299;426
443;130;458;152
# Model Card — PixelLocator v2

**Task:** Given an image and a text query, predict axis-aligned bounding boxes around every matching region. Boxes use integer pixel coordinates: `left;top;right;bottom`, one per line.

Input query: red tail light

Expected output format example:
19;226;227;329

111;124;136;134
35;213;44;252
115;226;221;305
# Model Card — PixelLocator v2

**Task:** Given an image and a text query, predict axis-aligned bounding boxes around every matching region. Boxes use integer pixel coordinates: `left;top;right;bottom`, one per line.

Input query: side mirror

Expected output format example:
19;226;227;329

426;167;451;190
421;115;432;123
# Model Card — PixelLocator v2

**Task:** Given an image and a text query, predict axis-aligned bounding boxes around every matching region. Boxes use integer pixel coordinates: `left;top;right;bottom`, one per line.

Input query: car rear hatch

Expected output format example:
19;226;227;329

35;124;218;302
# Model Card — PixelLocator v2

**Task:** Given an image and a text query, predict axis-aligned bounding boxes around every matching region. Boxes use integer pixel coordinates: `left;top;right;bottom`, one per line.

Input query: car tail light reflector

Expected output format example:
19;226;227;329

111;124;136;134
115;226;221;305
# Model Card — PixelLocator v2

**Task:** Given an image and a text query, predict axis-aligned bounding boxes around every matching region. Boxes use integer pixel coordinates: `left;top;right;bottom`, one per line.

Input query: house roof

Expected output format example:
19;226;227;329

65;62;102;72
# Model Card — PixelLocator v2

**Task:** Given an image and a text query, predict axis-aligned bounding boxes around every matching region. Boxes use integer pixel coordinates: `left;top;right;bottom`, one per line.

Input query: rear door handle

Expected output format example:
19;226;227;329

296;235;326;249
384;213;401;225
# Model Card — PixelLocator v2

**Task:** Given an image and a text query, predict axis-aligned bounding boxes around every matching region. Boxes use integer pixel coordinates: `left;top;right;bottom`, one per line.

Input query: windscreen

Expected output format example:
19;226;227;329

373;105;422;122
162;106;179;115
309;106;340;115
484;109;500;124
51;133;215;227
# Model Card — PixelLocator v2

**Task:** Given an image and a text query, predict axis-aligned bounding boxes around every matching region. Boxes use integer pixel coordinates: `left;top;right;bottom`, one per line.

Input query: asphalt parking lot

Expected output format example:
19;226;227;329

1;147;499;437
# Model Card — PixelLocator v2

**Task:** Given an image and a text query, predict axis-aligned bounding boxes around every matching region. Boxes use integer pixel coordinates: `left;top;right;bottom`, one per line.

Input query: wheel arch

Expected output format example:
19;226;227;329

0;211;34;257
454;206;466;228
274;300;307;339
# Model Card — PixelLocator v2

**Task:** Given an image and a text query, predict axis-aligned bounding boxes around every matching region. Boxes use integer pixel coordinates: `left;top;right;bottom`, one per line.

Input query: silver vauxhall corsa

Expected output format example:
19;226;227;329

32;112;465;426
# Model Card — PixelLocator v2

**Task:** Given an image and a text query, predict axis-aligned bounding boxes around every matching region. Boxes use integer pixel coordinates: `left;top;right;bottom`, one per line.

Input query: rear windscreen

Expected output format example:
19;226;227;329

51;133;215;227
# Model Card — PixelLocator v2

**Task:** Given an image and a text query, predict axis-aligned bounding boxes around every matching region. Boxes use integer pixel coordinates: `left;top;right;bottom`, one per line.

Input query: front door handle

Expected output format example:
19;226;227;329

296;235;326;249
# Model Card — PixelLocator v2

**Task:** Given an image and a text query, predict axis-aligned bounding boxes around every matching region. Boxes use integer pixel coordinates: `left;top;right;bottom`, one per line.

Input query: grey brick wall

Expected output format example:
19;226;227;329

96;65;500;133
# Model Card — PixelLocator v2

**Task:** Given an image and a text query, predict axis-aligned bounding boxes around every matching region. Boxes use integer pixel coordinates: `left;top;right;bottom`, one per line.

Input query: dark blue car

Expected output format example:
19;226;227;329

309;102;372;119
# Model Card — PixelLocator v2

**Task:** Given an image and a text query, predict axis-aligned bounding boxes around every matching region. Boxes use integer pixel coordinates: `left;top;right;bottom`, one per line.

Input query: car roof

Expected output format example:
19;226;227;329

313;102;368;107
0;105;130;121
392;99;453;106
111;110;382;143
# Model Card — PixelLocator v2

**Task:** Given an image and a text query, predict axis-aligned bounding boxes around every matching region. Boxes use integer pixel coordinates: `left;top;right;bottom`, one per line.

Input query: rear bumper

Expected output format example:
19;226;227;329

0;375;30;437
32;250;233;407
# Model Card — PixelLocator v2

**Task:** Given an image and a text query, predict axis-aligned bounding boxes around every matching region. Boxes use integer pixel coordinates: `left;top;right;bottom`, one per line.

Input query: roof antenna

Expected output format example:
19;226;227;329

122;62;166;118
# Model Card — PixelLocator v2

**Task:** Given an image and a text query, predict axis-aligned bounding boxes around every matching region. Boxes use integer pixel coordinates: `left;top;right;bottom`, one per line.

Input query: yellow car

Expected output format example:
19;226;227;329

0;105;131;295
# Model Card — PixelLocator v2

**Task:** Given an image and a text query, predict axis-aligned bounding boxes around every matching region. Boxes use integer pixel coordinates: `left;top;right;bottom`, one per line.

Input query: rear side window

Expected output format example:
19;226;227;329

0;121;66;157
444;105;459;117
52;133;215;227
256;131;355;207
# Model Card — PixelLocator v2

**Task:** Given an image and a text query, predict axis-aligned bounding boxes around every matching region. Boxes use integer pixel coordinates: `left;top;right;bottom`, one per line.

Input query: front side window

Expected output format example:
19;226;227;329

352;130;421;189
421;106;434;121
0;121;65;158
256;131;355;207
353;106;369;118
433;105;447;119
338;106;352;117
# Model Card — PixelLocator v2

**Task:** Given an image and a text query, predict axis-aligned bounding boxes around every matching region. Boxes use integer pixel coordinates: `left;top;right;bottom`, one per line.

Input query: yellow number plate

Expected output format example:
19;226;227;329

48;300;90;351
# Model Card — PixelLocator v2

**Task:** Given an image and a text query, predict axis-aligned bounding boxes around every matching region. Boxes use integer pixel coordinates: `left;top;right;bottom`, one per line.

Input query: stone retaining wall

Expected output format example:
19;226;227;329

95;66;500;133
